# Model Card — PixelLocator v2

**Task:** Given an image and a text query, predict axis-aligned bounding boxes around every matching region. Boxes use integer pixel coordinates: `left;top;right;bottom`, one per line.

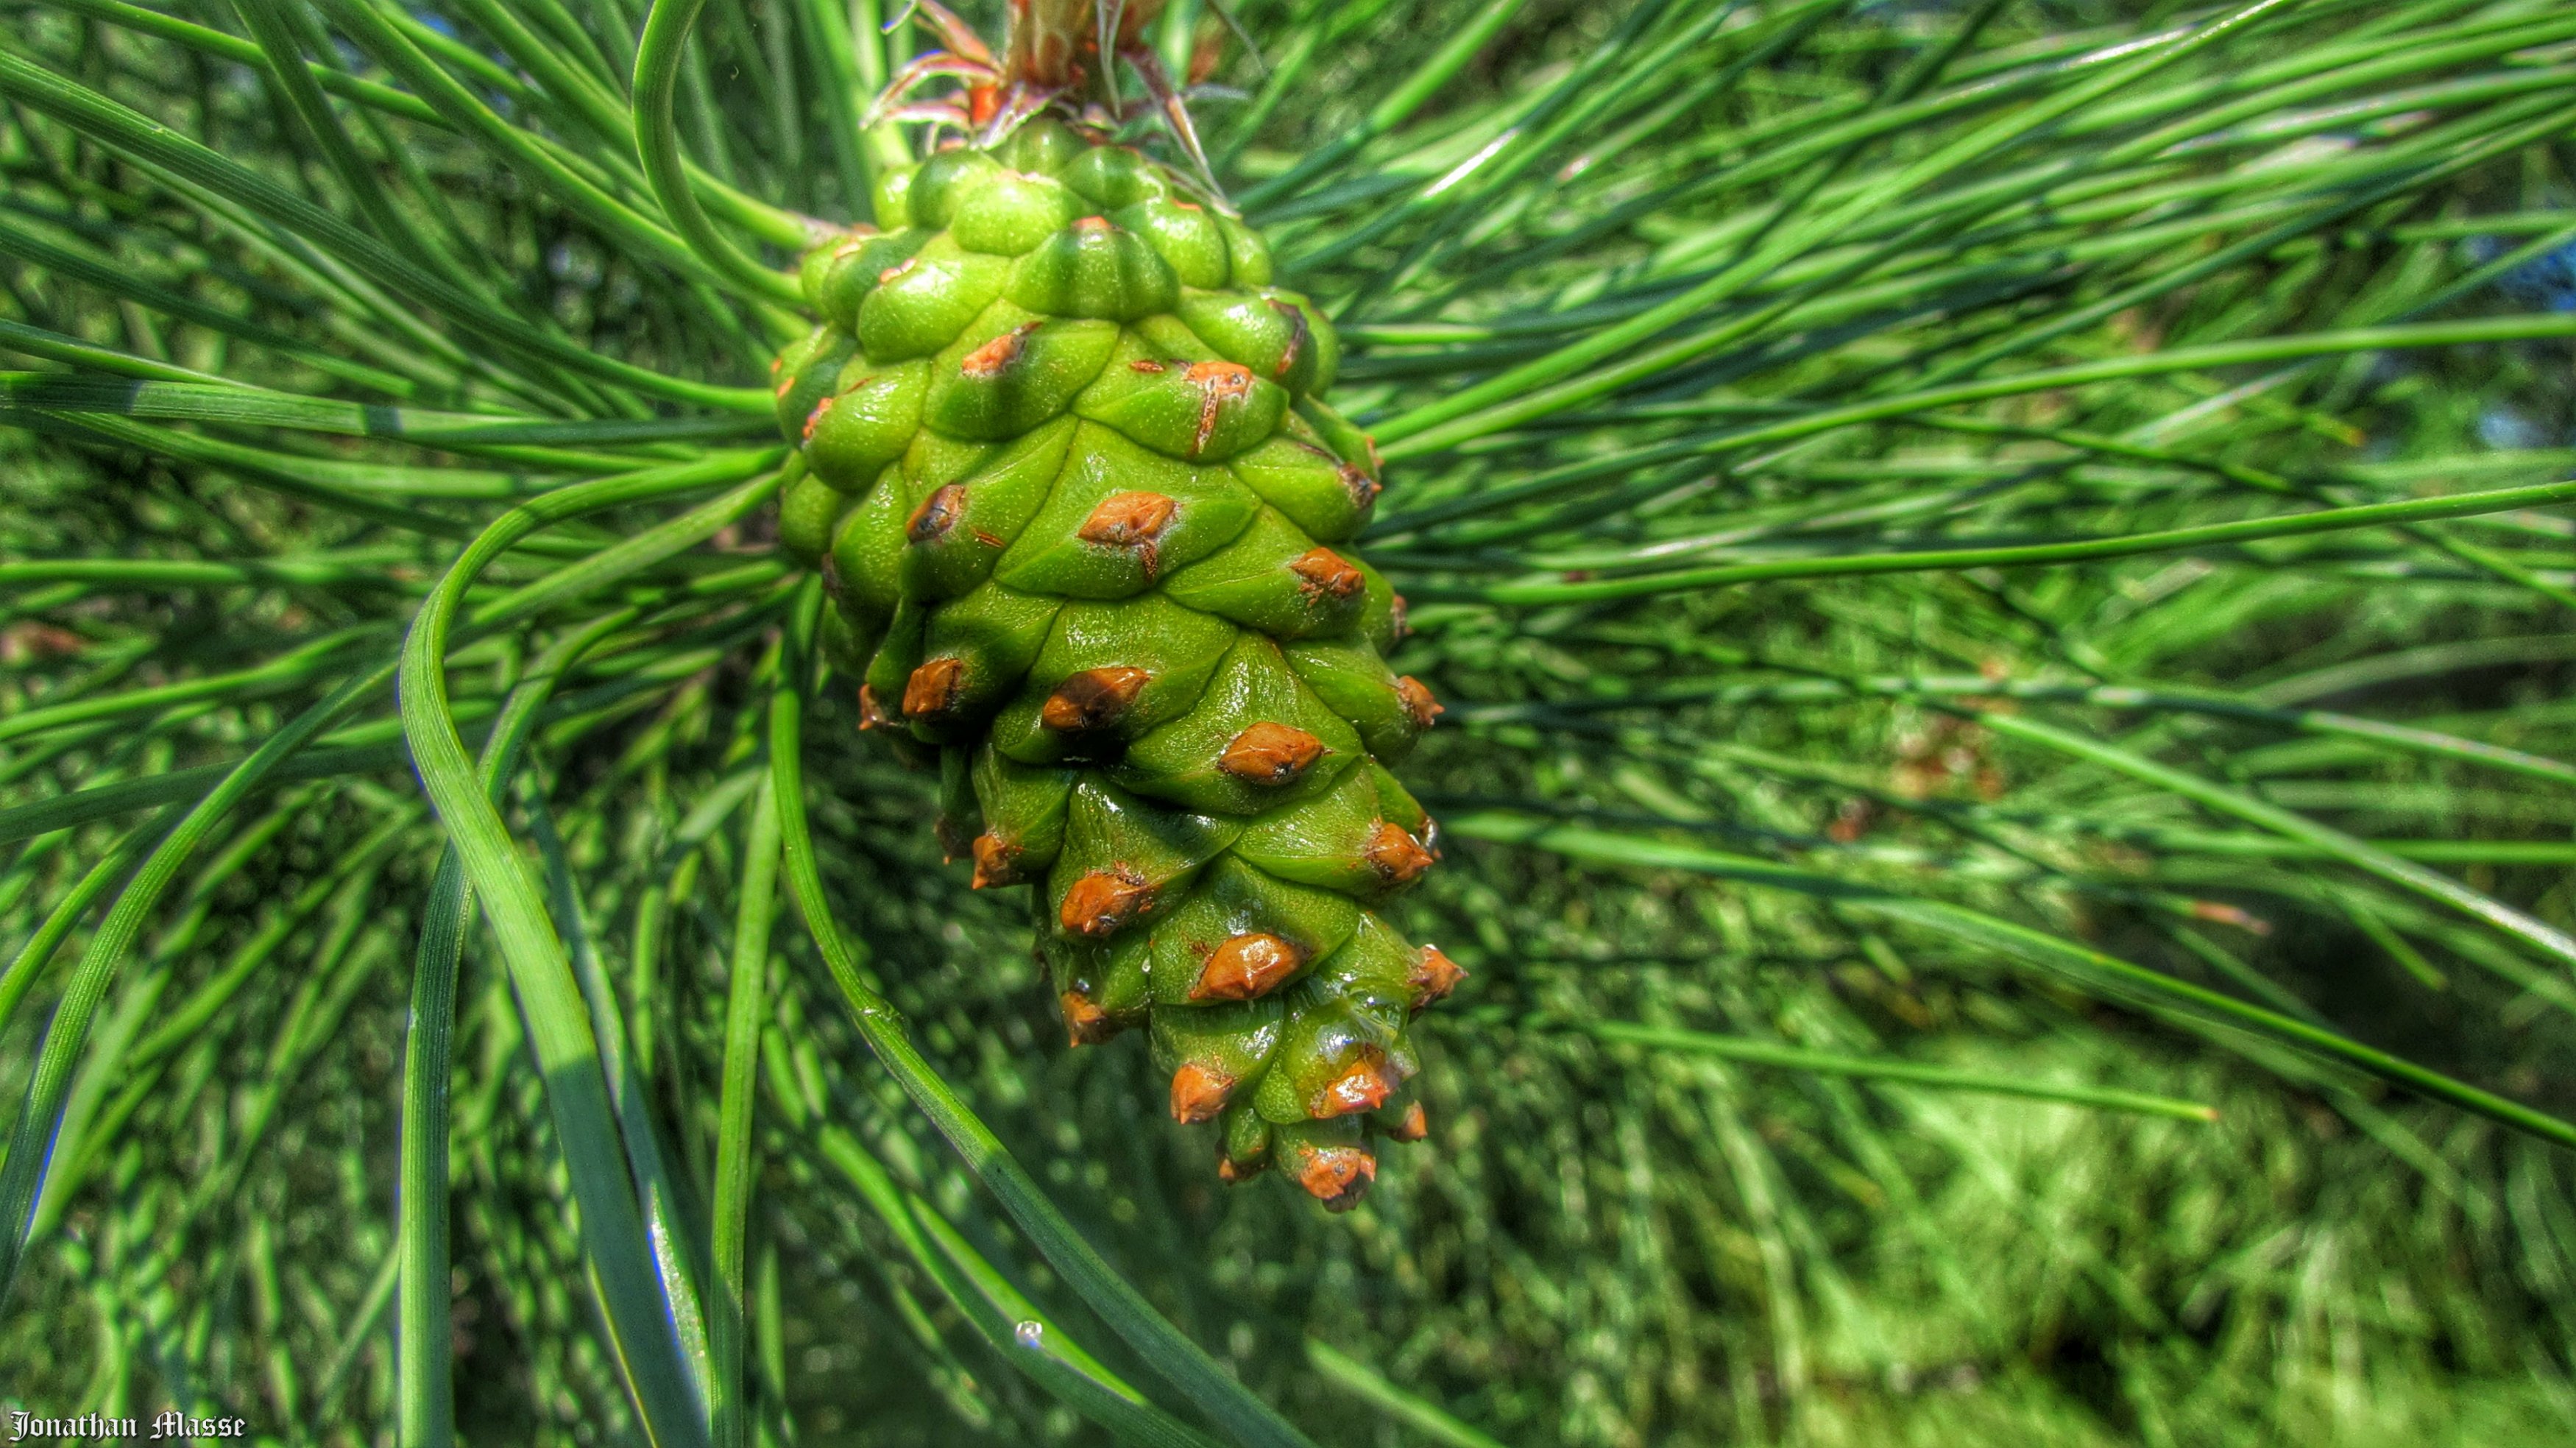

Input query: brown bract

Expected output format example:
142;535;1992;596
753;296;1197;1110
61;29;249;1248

1059;989;1119;1046
1315;1047;1396;1117
1041;665;1150;732
1386;1101;1430;1142
991;0;1164;103
1409;944;1466;1013
1217;721;1326;785
1339;462;1382;512
1292;1141;1376;1212
1077;491;1178;573
1287;547;1365;599
1168;1062;1234;1123
1263;297;1309;379
855;683;894;730
1395;675;1443;729
903;656;966;718
960;320;1043;378
1364;819;1436;889
969;831;1022;889
1183;360;1253;455
1189;931;1305;1000
1060;867;1153;936
907;482;968;543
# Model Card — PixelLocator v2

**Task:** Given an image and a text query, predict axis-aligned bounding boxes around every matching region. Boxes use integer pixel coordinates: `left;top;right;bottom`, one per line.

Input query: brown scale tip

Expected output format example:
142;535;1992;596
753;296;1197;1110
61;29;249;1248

1219;721;1327;785
1041;666;1151;732
1183;361;1255;456
902;657;966;718
960;320;1041;378
1168;1062;1235;1123
1264;297;1310;380
1059;868;1154;937
1339;463;1383;513
1386;1101;1430;1142
1074;215;1111;232
1364;820;1436;889
1292;1141;1376;1211
801;394;834;444
1183;359;1256;390
1314;1048;1398;1118
1390;593;1412;643
1287;547;1366;600
1189;931;1306;1001
907;482;967;544
1217;1151;1267;1184
969;832;1022;889
1409;944;1467;1014
1395;675;1443;729
856;683;894;731
1059;989;1119;1046
1077;490;1178;556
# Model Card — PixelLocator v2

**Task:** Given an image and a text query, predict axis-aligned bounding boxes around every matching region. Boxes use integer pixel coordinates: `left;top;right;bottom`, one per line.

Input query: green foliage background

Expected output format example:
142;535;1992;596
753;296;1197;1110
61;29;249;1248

1;0;2575;1443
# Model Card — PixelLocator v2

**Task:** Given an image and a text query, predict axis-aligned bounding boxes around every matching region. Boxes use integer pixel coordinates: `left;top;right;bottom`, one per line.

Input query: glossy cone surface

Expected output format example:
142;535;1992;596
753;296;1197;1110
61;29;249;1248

773;119;1454;1207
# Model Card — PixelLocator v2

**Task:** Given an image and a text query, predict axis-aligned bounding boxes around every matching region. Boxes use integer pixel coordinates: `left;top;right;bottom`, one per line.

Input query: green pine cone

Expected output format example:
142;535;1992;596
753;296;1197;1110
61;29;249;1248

772;120;1457;1210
